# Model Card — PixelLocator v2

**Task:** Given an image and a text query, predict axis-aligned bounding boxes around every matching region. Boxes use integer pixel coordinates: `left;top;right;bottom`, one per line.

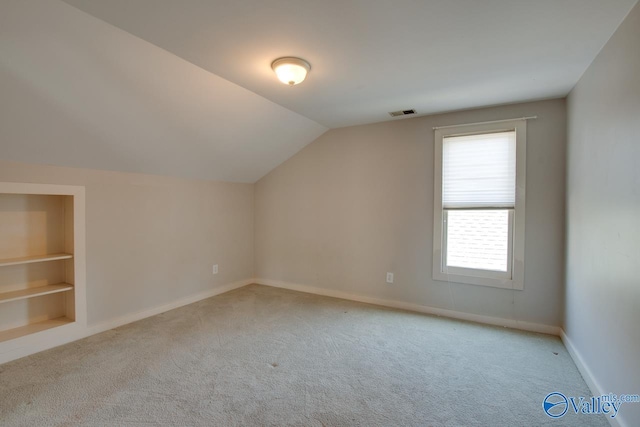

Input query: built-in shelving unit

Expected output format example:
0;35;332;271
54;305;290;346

0;183;85;352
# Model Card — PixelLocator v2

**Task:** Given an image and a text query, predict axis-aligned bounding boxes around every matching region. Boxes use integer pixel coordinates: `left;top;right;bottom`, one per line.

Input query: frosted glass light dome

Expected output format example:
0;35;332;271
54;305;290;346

271;57;311;86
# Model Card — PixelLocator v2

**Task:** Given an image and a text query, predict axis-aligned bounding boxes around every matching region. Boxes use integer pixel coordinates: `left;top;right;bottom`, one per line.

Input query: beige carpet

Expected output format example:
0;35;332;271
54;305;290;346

0;284;606;426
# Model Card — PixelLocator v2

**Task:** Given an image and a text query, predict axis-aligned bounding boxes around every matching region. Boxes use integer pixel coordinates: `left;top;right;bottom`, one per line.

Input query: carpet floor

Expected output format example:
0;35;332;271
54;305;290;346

0;284;606;426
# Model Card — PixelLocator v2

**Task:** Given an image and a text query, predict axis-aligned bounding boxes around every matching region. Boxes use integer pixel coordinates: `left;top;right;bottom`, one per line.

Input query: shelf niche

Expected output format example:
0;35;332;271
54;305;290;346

0;184;85;346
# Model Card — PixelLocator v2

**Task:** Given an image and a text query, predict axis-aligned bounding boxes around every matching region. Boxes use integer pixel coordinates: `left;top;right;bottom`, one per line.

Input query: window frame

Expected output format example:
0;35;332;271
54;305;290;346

432;120;526;290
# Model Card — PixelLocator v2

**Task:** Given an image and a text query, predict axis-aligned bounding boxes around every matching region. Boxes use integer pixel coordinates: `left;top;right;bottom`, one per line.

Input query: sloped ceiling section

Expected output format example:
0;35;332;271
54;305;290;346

0;0;327;183
61;0;637;128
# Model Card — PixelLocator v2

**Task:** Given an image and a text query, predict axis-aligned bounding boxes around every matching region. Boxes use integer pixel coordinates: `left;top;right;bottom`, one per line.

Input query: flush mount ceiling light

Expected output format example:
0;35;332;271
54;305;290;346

271;57;311;86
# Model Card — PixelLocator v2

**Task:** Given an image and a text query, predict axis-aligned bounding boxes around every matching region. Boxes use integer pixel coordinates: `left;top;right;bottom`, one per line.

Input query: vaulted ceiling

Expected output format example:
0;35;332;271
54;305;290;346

62;0;637;128
1;0;637;182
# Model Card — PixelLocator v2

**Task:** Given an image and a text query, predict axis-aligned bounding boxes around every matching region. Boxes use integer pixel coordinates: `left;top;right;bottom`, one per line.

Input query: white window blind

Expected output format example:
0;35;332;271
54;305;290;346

442;131;516;208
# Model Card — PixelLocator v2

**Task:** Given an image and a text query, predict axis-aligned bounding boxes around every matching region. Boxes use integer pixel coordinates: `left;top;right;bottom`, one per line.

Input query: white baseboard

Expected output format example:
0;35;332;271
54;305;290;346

0;278;252;366
254;278;561;336
561;330;626;427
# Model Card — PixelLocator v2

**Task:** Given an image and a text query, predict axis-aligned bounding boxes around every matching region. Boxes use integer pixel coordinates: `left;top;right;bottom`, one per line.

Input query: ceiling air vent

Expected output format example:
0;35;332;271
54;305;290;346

389;109;416;117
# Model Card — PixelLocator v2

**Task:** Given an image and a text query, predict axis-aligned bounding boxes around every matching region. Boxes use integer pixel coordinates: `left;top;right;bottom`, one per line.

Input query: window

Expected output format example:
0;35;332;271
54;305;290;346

432;120;526;289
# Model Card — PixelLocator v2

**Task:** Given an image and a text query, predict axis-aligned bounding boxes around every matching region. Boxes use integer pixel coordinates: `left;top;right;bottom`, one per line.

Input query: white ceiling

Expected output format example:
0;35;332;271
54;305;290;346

0;1;326;183
1;1;636;183
62;0;637;128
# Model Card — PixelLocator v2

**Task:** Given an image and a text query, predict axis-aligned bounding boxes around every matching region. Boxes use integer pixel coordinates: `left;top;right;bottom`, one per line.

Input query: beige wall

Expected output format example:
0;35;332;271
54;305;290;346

566;2;640;426
0;160;254;326
255;99;566;328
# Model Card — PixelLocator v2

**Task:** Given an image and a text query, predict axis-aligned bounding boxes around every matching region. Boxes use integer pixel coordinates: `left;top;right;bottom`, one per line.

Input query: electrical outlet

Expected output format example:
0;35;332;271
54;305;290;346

213;264;218;275
386;272;394;284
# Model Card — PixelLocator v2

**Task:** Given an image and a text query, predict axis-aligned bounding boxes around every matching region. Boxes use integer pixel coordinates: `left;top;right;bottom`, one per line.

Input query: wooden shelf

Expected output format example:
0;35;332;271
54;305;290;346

0;184;84;360
0;283;74;305
0;253;73;267
0;317;74;343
